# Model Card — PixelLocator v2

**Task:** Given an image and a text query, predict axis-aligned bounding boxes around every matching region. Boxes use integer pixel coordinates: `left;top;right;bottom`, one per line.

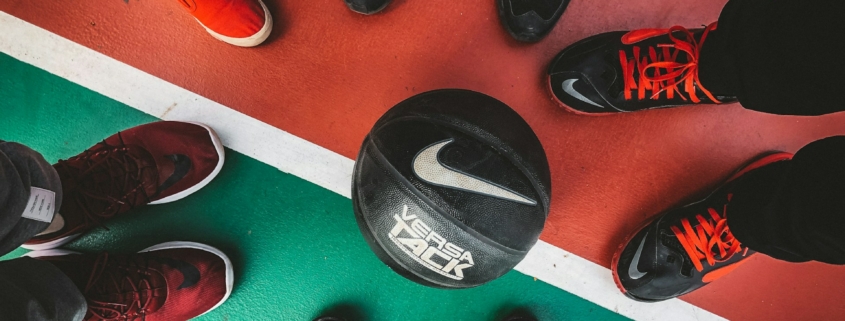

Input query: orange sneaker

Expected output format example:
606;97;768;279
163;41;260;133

177;0;273;47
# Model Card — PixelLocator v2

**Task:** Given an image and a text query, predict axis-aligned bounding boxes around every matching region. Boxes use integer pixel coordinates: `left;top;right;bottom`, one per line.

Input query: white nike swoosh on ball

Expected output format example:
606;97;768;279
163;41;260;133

412;139;537;206
562;79;604;108
628;233;649;280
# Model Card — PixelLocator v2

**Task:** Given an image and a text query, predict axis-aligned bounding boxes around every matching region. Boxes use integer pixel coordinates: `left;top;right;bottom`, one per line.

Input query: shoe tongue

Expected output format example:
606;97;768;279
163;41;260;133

660;229;695;276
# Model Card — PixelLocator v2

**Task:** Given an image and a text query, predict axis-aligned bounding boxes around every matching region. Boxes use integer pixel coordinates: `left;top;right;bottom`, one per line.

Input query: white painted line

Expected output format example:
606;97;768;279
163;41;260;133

0;11;725;321
0;11;353;198
515;241;725;321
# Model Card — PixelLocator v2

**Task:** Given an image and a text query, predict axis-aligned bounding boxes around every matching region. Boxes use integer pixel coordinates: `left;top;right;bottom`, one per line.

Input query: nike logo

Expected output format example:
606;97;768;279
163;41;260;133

157;256;201;289
628;232;648;280
562;79;603;108
157;154;191;194
412;139;537;206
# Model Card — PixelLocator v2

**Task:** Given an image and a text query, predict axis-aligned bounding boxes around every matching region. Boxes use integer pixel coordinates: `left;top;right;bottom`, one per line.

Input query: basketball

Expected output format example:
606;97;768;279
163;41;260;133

352;89;551;288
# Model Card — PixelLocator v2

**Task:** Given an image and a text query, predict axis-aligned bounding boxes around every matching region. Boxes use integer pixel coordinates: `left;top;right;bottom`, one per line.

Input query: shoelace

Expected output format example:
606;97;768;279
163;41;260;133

55;133;155;229
84;252;163;321
619;22;720;103
670;194;748;272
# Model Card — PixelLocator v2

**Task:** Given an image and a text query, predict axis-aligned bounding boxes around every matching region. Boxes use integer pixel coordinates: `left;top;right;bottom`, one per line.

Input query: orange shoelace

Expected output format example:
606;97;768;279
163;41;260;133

619;22;720;103
670;194;748;272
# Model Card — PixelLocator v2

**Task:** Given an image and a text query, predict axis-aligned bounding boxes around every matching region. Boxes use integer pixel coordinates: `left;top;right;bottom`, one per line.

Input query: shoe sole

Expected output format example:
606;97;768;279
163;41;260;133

21;233;82;251
198;0;273;47
609;152;794;301
22;122;225;251
25;241;234;318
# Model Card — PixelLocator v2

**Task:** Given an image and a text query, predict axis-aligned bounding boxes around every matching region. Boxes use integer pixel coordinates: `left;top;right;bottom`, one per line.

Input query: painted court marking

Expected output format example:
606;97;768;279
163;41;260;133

0;11;725;321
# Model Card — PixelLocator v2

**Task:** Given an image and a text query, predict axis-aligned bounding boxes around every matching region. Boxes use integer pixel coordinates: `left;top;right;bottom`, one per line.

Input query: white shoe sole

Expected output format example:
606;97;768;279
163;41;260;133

26;241;235;318
23;122;225;250
198;0;273;47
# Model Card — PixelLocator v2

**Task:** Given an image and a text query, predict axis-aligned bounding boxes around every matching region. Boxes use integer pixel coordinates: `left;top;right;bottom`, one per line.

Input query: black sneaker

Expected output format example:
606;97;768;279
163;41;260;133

344;0;391;14
548;22;735;115
612;153;793;302
498;0;570;42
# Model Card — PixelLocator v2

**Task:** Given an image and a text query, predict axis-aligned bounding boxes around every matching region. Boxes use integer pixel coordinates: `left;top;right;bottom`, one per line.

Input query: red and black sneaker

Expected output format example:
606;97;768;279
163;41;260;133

24;121;224;250
611;153;792;302
547;22;736;115
26;241;233;321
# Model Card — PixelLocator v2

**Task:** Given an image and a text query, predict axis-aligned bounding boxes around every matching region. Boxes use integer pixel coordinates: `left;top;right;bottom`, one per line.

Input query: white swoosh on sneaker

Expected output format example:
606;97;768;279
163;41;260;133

412;139;537;206
628;232;649;280
562;79;604;108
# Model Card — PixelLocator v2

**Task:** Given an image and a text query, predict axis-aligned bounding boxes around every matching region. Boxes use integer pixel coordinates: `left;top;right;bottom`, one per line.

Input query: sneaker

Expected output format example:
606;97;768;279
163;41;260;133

26;241;233;320
177;0;273;47
23;122;224;250
498;0;570;42
547;22;736;115
611;153;792;302
343;0;391;15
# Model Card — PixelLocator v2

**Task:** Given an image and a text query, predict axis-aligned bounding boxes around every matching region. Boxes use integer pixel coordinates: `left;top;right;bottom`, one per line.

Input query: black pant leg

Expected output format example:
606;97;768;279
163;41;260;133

0;257;87;321
698;0;845;116
729;136;845;264
0;140;62;256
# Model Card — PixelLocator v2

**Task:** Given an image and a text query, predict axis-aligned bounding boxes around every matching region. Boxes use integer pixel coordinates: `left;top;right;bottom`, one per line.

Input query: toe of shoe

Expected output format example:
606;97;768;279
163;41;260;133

498;13;552;42
202;0;273;47
143;242;233;318
344;0;391;14
141;121;224;203
548;72;612;113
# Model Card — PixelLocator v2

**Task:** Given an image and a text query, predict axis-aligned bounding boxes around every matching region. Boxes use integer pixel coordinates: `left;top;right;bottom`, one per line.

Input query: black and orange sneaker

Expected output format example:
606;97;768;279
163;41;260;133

26;241;233;321
547;22;736;115
612;153;792;302
23;122;224;250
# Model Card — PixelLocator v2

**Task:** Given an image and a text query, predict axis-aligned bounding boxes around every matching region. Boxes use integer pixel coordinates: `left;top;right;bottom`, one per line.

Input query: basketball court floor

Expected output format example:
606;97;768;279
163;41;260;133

1;0;844;319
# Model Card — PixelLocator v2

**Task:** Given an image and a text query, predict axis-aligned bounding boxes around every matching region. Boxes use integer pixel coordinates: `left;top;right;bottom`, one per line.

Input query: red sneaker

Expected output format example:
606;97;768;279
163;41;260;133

26;241;233;321
177;0;273;47
23;122;224;250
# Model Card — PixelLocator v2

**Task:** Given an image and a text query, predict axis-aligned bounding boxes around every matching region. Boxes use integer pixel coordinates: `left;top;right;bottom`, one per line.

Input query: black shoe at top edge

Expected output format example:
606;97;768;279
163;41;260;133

548;22;737;115
344;0;391;15
498;0;570;42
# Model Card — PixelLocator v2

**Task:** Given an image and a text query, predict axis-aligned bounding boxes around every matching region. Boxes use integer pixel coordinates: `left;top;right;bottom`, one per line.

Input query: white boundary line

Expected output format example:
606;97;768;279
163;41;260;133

0;11;724;321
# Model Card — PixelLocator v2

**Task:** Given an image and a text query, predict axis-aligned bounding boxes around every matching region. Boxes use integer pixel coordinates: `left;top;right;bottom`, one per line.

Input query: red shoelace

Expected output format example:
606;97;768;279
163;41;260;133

619;22;720;103
55;133;155;229
670;194;748;272
84;252;164;320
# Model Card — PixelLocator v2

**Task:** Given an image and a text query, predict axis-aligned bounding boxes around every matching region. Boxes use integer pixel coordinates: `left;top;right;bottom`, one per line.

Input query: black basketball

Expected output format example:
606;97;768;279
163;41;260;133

352;89;551;288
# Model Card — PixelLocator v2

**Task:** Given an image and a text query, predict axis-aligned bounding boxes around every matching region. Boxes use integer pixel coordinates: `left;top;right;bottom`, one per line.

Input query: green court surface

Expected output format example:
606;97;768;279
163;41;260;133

0;53;627;320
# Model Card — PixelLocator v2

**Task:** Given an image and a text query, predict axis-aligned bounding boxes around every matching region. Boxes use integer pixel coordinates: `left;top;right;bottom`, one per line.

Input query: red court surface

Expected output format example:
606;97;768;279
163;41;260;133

3;0;845;319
